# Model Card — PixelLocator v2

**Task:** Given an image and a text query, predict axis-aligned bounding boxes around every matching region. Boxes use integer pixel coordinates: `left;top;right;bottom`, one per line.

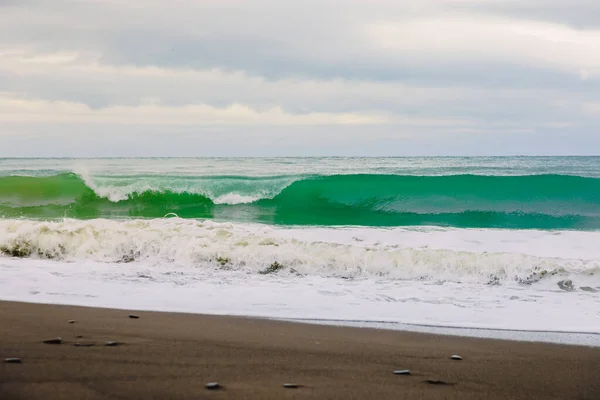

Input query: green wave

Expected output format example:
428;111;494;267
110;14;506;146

1;173;600;229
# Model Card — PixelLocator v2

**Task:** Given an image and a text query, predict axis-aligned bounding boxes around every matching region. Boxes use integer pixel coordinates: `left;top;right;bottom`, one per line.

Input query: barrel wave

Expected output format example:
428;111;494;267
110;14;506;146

1;173;600;229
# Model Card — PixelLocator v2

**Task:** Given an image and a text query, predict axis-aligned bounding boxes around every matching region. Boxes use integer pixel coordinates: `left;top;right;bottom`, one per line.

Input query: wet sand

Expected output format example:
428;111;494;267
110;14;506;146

1;301;599;399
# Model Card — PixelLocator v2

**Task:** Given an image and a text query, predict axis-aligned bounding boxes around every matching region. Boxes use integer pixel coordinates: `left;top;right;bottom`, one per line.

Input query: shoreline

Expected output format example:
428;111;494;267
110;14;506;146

2;301;600;399
3;296;599;347
283;318;600;347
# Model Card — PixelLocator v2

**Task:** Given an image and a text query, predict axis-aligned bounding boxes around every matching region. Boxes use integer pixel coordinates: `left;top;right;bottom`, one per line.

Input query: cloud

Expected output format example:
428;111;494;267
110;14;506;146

0;96;395;125
583;102;600;117
0;0;599;156
366;15;600;77
3;1;599;81
0;50;588;118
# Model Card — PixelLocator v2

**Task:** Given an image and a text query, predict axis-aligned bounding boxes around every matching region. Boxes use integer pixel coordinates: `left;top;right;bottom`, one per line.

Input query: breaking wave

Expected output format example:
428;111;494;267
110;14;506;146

1;173;600;229
0;218;599;289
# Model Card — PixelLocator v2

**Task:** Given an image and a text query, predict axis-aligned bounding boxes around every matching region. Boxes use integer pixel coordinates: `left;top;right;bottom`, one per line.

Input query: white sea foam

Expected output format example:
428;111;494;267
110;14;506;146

212;193;262;204
1;218;599;344
1;257;599;345
73;166;130;202
1;218;599;285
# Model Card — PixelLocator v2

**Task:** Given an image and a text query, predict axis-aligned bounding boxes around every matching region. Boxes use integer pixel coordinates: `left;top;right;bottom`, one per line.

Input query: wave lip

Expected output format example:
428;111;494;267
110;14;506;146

212;194;264;205
1;173;600;229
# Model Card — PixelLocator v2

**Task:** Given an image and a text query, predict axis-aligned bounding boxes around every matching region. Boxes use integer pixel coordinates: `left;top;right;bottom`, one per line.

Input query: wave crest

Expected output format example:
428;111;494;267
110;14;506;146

1;173;600;229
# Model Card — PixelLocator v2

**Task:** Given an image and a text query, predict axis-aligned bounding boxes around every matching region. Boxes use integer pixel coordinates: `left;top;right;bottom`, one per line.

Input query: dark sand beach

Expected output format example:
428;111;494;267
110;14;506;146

1;301;599;400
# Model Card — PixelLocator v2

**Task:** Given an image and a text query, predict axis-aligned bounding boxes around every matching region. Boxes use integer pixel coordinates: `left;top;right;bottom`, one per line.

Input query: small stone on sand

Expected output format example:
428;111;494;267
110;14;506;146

128;314;140;319
283;383;299;389
68;320;76;324
104;341;121;346
393;370;411;375
42;337;62;344
205;382;221;390
451;355;462;360
425;379;451;385
75;335;84;339
4;358;21;363
74;342;95;347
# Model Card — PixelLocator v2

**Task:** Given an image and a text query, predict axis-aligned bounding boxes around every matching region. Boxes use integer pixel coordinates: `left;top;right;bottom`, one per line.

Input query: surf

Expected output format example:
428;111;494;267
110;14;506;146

1;218;598;289
1;173;600;229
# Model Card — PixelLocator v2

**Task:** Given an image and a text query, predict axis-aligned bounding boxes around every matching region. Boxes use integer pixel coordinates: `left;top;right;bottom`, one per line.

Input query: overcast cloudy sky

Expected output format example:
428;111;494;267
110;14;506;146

1;0;599;156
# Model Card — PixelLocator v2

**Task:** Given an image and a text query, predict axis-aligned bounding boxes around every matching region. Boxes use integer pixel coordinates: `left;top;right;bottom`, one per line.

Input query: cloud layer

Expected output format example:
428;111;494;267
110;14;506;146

1;0;599;156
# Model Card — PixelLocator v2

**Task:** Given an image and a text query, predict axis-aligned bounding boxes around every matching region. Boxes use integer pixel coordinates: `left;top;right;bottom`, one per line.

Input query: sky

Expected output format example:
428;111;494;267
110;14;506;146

1;0;599;157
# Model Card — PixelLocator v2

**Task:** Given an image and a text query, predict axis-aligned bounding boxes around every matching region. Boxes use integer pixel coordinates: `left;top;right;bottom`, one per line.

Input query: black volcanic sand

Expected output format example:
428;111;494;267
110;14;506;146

1;301;599;399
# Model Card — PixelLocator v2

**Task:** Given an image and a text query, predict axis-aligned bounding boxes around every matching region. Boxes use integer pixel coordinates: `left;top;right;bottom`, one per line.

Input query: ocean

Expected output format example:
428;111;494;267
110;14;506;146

1;157;599;345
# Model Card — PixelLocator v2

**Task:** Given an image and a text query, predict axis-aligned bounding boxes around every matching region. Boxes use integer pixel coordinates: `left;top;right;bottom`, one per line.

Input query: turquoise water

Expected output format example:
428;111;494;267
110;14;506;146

1;157;599;229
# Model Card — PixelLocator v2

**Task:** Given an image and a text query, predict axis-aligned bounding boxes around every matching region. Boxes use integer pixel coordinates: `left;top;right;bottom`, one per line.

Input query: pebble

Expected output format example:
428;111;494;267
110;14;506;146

74;342;95;347
128;314;140;319
393;370;411;375
75;335;84;339
205;382;221;390
42;337;62;345
104;341;121;347
4;358;21;364
425;379;451;385
450;355;462;360
283;383;299;389
68;320;76;324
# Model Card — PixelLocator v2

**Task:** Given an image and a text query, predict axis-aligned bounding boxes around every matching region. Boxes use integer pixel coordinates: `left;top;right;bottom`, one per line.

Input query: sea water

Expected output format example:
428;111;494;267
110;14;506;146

0;157;599;345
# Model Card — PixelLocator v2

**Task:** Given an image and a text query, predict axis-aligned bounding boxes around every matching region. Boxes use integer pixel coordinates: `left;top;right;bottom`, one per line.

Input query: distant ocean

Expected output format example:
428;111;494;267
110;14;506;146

1;157;599;345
